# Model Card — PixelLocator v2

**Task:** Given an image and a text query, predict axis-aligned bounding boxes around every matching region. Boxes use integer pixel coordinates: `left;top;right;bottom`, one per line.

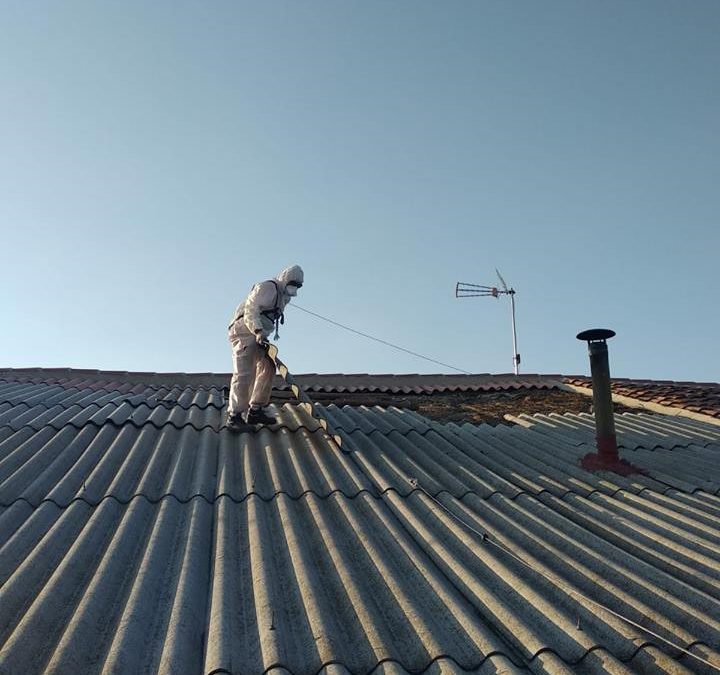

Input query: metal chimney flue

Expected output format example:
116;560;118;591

575;329;644;476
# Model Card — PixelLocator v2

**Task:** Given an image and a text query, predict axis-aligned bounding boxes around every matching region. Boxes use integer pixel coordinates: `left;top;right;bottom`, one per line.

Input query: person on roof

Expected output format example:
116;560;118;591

226;265;304;429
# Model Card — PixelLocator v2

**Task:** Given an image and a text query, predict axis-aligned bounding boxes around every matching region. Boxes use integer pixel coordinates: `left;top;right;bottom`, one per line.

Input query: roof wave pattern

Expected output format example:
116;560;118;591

4;369;720;416
1;369;562;395
1;393;719;672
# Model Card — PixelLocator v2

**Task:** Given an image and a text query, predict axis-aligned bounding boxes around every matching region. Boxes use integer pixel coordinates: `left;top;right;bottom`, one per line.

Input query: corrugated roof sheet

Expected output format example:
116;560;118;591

1;372;719;674
0;368;563;395
6;367;720;416
284;373;563;394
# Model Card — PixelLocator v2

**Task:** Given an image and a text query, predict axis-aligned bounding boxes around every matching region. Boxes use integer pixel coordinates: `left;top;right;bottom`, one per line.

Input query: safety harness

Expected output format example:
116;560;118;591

228;279;285;339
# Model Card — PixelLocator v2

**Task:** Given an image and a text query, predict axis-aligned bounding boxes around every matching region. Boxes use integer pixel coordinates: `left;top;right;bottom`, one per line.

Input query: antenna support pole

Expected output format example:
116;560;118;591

509;290;520;375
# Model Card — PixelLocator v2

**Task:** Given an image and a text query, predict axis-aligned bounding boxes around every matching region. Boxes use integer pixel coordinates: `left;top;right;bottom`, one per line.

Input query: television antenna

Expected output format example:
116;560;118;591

455;268;521;375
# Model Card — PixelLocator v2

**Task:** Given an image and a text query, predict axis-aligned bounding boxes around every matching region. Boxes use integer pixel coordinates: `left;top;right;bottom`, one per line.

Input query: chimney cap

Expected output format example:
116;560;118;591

576;328;616;342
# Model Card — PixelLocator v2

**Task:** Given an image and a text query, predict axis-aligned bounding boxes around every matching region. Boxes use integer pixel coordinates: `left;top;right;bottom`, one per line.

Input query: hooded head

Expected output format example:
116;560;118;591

276;265;304;297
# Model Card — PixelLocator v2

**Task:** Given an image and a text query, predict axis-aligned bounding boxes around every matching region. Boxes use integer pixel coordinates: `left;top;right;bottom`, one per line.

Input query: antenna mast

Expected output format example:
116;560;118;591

455;269;521;375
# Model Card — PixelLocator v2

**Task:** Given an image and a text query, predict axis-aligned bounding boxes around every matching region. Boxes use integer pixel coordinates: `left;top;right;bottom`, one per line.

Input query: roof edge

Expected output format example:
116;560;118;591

0;366;564;388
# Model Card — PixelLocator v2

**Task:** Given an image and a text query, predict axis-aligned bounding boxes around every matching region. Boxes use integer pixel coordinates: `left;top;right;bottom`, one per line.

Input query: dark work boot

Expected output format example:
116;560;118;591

226;412;248;432
245;406;276;426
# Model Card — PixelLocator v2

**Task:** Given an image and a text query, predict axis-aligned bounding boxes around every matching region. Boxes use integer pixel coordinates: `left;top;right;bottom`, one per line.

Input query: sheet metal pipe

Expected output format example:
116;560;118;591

577;329;618;461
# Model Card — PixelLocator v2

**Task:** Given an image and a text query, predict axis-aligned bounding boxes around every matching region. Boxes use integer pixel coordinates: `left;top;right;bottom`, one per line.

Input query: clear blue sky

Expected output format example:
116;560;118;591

2;1;718;381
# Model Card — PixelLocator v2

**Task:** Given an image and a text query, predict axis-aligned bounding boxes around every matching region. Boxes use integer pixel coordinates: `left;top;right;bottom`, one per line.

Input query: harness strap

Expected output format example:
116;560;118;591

228;279;285;337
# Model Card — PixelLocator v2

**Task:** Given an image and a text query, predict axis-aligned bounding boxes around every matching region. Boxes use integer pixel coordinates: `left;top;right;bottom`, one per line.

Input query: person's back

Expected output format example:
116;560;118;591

226;265;304;429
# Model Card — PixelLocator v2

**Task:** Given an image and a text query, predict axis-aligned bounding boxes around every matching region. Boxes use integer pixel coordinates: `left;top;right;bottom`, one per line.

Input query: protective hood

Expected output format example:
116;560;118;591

276;265;304;297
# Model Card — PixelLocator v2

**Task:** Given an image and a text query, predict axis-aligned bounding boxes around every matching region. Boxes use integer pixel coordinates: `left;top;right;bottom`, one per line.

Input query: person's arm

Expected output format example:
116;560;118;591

243;281;275;335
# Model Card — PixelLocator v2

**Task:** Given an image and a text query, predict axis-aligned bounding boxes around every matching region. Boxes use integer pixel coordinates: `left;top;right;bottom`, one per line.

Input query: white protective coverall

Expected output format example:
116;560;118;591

227;265;304;418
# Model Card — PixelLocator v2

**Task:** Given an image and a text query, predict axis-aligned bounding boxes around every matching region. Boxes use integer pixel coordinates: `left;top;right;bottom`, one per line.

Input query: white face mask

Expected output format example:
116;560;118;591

285;284;299;297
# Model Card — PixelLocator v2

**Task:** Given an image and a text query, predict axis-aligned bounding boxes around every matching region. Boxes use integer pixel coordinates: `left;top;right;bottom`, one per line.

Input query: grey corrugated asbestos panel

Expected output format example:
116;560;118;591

0;406;366;507
512;411;720;448
1;372;563;395
0;379;226;409
0;399;719;674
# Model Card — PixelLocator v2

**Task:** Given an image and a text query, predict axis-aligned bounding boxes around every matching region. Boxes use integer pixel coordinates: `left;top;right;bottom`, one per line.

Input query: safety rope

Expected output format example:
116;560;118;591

289;303;473;375
408;477;720;673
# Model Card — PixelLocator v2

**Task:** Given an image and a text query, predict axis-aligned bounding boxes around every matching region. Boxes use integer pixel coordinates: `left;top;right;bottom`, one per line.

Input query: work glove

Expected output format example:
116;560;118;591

255;331;268;346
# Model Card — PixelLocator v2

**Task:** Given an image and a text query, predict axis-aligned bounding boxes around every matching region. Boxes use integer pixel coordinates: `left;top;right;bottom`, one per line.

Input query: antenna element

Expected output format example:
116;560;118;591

456;269;521;375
